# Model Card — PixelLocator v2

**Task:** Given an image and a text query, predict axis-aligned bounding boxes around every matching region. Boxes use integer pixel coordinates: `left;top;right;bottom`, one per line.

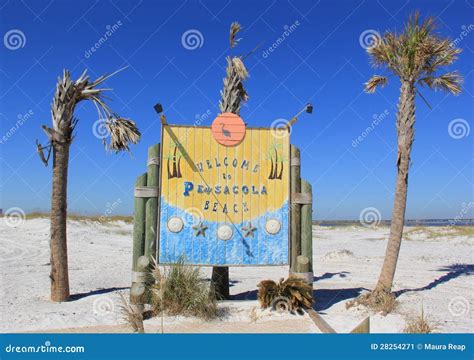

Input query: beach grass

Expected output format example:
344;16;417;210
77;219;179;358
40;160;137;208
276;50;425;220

21;212;133;224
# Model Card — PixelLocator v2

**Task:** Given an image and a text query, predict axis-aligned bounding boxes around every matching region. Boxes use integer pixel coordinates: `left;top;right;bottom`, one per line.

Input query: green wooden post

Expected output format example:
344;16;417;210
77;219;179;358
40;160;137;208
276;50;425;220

131;173;147;304
301;179;313;273
132;173;147;270
290;145;301;273
145;144;160;261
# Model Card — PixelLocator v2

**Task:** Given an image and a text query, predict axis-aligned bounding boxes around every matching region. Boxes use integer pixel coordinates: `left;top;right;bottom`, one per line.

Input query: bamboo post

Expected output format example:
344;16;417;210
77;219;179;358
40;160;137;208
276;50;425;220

301;179;313;276
290;145;301;273
130;173;147;304
130;256;150;305
145;144;160;261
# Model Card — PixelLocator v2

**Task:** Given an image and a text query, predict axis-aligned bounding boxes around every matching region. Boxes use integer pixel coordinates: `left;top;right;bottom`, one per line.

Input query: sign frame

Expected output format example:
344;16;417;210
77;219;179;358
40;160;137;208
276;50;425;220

156;123;291;267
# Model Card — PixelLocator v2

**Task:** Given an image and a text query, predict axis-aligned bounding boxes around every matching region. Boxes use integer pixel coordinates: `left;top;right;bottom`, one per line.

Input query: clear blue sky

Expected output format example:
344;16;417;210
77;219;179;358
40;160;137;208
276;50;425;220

0;0;473;220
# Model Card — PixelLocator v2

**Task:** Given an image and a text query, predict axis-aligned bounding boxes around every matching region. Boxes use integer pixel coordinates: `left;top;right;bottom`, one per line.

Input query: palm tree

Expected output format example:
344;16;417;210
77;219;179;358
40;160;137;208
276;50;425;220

211;22;250;299
37;69;140;302
363;12;462;301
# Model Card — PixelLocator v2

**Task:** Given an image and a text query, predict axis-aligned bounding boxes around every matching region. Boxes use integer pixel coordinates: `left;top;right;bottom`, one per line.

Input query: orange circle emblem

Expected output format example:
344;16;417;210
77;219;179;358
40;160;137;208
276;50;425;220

211;112;246;146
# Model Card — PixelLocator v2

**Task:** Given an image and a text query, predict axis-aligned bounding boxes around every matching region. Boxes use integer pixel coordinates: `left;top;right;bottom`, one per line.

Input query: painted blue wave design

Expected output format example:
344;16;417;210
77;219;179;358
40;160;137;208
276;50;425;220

158;196;289;265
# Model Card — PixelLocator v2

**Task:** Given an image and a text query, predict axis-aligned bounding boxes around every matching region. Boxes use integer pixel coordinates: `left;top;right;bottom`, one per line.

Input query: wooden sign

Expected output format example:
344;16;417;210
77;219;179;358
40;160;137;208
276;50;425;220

211;112;246;146
158;124;290;266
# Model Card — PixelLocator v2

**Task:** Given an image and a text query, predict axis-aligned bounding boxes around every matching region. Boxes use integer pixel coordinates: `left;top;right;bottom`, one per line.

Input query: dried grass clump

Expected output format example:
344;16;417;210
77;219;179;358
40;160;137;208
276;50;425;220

149;259;218;321
404;307;437;333
347;289;397;315
118;293;144;333
257;277;313;312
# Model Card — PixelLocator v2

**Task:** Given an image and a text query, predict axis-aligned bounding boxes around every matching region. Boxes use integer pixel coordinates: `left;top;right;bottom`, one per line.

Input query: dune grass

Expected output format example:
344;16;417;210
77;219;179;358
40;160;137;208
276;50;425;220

404;226;474;240
404;306;437;333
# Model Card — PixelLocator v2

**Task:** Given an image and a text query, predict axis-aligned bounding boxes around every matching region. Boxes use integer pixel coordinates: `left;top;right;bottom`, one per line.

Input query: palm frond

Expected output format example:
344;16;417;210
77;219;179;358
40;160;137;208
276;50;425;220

364;75;388;93
418;71;463;95
219;56;249;114
46;68;140;153
105;118;141;153
229;22;242;48
365;11;462;85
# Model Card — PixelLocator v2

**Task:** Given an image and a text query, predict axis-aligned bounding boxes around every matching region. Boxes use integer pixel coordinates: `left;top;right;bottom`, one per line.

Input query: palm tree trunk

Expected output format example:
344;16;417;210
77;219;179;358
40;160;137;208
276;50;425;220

50;141;71;302
375;80;415;293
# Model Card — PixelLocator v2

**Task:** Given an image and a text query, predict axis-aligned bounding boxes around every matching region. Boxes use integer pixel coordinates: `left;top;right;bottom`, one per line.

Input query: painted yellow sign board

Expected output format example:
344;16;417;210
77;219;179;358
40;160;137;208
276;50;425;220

158;125;290;265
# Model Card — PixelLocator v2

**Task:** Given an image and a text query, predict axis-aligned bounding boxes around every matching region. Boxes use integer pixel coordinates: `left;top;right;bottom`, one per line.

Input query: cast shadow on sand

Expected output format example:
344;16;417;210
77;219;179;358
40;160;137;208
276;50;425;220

394;263;473;298
313;287;367;312
69;287;129;301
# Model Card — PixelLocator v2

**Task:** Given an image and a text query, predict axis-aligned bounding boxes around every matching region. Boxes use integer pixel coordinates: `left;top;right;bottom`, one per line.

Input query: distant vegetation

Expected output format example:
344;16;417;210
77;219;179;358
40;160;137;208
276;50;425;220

23;212;133;223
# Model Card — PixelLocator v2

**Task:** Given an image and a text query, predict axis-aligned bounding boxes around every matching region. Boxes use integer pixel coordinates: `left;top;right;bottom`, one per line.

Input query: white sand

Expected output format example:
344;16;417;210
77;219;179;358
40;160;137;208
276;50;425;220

0;218;472;333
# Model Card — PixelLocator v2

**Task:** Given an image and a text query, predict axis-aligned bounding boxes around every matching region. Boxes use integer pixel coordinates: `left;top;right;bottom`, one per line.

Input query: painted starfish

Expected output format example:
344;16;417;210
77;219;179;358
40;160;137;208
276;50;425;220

192;221;208;237
241;222;257;238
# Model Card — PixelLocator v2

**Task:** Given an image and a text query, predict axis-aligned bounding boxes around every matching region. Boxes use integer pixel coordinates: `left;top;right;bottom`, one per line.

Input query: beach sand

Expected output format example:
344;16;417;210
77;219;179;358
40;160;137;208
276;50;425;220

0;218;472;333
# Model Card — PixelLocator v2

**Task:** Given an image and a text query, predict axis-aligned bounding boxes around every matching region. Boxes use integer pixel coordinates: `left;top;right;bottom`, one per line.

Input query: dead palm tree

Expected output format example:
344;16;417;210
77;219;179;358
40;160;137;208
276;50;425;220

37;68;140;302
362;12;462;303
211;22;250;299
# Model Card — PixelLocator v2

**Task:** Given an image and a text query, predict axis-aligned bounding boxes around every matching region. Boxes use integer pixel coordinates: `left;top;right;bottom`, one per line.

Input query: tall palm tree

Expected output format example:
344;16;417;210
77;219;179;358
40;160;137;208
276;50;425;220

363;12;462;300
37;69;141;302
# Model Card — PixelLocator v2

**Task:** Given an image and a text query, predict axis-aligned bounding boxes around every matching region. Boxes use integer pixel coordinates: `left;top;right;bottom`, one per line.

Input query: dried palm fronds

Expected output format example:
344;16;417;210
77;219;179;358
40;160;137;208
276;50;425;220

38;67;140;157
364;75;388;94
347;288;397;315
105;117;141;152
257;277;313;312
219;56;249;114
229;21;242;48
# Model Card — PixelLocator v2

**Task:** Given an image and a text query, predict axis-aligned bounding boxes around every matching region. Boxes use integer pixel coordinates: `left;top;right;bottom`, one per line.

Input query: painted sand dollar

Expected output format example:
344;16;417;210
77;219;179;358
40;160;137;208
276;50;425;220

211;112;246;146
217;224;233;240
265;219;281;235
167;216;184;233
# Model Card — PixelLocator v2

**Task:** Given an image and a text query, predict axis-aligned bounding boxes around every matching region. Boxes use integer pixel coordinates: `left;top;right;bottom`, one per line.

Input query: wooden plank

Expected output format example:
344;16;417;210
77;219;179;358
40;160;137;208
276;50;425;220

350;317;370;333
307;309;337;333
301;179;313;273
145;144;160;261
290;145;301;272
